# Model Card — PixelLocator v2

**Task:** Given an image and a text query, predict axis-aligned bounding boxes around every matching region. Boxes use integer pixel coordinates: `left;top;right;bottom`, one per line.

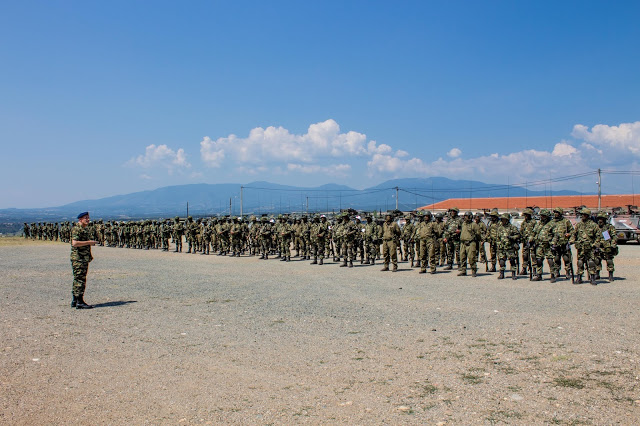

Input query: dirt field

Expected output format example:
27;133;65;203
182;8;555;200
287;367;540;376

1;238;639;424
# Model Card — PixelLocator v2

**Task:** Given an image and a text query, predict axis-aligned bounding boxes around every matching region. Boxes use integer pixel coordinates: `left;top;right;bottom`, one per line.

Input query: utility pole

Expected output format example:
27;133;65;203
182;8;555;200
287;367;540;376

395;186;399;210
597;168;602;211
240;186;243;219
306;196;309;214
186;202;189;218
229;197;232;216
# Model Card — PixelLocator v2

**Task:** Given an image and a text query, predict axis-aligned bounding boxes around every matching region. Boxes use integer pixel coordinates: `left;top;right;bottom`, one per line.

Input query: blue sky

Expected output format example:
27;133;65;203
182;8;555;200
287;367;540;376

2;0;640;208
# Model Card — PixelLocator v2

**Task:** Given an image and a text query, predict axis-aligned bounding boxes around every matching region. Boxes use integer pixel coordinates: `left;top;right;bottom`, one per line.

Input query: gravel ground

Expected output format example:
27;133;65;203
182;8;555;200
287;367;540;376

1;238;640;425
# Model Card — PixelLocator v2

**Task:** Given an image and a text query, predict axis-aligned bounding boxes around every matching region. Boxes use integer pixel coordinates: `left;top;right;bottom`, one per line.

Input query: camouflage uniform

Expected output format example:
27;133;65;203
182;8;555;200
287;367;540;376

70;214;95;309
401;215;416;267
530;209;557;282
443;208;462;269
571;209;604;284
338;215;358;267
595;212;617;281
496;213;521;279
381;215;401;272
415;212;437;274
485;211;500;272
519;209;537;275
458;212;482;276
552;207;574;280
172;217;184;252
474;214;487;264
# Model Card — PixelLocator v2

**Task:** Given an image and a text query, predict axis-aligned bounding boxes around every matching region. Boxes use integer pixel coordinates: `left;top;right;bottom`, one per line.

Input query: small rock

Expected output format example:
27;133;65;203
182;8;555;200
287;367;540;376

339;401;353;406
397;405;411;412
510;393;523;401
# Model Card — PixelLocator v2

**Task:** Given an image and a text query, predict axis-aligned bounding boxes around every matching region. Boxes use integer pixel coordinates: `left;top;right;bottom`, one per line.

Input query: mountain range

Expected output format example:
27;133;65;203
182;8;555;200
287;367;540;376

0;177;586;233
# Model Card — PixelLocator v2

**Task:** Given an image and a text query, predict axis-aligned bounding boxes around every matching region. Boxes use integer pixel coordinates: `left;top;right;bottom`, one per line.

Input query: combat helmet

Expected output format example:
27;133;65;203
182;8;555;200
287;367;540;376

539;209;551;217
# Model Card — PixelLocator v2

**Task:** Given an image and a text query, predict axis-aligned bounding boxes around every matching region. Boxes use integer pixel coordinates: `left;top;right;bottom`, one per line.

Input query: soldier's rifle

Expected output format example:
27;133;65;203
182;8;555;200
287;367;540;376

566;242;575;283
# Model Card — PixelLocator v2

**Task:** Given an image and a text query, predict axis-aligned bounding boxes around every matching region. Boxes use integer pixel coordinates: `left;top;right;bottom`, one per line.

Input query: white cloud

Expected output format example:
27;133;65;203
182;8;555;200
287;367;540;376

551;142;577;157
130;144;191;172
447;148;462;158
200;119;373;169
571;122;640;154
286;163;351;175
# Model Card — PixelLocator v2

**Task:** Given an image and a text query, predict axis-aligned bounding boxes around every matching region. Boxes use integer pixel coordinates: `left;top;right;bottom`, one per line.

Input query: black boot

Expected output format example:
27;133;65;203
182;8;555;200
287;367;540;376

71;294;77;308
76;295;93;309
340;260;347;267
608;271;614;282
511;271;517;280
590;274;597;285
348;261;353;268
576;274;583;284
497;271;505;279
311;257;317;264
319;258;323;265
550;273;556;283
595;271;600;279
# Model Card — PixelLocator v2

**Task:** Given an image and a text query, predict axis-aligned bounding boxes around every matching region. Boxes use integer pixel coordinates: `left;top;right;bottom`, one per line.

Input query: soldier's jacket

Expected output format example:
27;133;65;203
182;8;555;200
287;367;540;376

217;221;230;237
415;220;437;241
173;221;184;237
531;220;555;245
552;217;574;245
460;221;482;242
382;221;401;241
444;216;463;241
571;219;603;250
276;221;293;237
486;219;500;243
402;222;415;241
519;218;537;243
474;220;488;243
230;222;242;237
434;220;445;240
496;223;520;250
300;221;310;239
259;221;272;238
364;221;380;242
70;224;93;263
341;221;358;240
316;221;329;239
598;223;618;251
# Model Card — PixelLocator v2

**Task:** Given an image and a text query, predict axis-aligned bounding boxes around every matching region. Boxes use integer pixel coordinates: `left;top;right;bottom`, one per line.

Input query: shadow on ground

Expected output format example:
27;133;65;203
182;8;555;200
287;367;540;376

93;300;138;308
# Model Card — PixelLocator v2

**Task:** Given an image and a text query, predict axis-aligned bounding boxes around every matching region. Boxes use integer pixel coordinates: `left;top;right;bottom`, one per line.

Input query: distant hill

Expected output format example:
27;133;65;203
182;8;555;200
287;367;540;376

0;177;589;234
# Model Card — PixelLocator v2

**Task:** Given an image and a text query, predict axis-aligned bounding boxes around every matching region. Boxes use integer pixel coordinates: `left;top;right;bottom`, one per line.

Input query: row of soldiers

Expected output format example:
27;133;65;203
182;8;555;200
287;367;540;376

27;207;618;284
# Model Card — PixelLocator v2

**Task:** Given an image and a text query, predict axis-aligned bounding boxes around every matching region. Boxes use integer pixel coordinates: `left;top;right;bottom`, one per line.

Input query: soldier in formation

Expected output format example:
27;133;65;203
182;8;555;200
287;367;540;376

31;207;622;285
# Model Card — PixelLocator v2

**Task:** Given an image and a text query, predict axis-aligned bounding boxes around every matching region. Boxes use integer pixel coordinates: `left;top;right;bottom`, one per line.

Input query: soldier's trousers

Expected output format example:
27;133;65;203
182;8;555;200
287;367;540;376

403;239;415;261
596;248;615;272
280;236;291;257
534;243;556;276
521;245;534;272
553;245;573;274
382;239;398;268
445;240;460;266
71;260;89;297
477;241;487;263
497;247;518;272
341;239;355;262
489;242;498;267
419;239;436;272
315;238;326;260
576;247;596;276
459;241;477;273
